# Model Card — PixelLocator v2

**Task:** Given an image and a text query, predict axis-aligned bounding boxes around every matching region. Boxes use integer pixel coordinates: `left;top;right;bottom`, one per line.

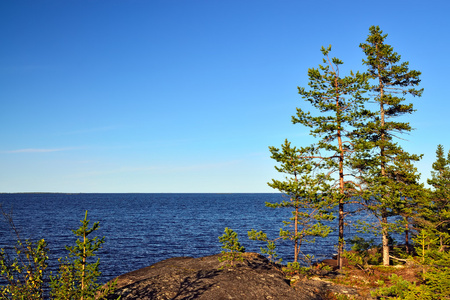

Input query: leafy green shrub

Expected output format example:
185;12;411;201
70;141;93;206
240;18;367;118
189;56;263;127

0;209;116;300
0;238;49;299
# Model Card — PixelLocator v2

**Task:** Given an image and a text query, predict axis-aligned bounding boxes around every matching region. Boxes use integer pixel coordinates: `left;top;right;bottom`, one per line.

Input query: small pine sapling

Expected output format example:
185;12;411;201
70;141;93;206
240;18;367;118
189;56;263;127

50;211;116;300
218;227;245;268
373;229;450;299
0;207;116;300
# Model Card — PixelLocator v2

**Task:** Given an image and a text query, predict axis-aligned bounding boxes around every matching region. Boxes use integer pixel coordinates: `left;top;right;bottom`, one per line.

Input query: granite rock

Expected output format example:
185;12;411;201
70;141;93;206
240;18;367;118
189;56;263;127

106;253;360;300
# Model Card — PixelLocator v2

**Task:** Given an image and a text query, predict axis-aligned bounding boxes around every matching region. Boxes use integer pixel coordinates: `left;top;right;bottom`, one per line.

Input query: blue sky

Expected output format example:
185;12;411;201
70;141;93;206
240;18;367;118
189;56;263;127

1;0;448;193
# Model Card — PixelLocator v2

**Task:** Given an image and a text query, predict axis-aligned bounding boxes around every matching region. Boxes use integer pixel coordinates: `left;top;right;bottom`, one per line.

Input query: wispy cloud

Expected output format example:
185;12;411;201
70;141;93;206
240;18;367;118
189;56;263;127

3;148;76;154
62;126;121;135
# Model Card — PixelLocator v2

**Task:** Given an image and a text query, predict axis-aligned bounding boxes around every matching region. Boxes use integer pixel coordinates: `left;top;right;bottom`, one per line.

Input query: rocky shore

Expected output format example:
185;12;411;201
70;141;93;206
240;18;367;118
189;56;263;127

106;253;364;300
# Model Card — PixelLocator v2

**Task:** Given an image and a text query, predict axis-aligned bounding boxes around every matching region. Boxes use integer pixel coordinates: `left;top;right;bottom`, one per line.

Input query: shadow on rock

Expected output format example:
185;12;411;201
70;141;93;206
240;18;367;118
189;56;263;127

170;269;220;300
106;253;359;300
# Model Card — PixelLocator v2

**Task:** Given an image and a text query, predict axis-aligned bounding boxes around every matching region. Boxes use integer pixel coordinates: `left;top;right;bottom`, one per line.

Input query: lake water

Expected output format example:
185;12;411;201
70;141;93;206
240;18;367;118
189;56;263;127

0;193;377;283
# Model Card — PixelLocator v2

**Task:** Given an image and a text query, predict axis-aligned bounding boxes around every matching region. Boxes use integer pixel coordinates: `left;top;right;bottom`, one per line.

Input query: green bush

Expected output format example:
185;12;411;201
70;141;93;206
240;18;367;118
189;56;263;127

372;229;450;299
0;210;116;300
0;238;49;299
282;261;310;278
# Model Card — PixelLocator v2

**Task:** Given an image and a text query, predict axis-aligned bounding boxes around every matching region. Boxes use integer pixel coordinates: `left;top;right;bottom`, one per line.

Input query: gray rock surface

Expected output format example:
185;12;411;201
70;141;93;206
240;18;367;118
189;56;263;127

106;253;360;300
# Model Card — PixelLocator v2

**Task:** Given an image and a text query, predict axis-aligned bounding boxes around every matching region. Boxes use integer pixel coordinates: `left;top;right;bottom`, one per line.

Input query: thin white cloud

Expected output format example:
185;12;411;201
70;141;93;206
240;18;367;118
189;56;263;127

3;148;75;154
62;126;121;135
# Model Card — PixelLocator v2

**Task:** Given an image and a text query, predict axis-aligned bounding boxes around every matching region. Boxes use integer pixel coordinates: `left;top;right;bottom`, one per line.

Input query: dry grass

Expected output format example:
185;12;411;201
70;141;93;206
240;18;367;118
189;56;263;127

329;263;422;298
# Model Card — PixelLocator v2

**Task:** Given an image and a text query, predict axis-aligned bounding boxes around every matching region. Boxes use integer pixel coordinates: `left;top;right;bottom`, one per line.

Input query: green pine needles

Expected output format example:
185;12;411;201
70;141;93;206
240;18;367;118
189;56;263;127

372;229;450;299
425;144;450;251
355;25;423;266
295;45;370;269
0;210;116;300
254;25;431;274
218;227;245;268
253;24;449;297
50;211;116;300
250;140;335;264
247;229;280;263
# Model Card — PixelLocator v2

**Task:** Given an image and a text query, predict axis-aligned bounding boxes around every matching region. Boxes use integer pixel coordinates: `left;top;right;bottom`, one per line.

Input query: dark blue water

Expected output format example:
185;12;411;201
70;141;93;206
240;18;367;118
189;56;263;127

0;193;376;283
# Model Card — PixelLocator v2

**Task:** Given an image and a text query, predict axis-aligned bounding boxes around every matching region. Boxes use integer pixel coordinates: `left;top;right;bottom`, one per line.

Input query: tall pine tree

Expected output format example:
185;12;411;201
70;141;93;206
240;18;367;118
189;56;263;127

294;46;369;269
356;26;423;265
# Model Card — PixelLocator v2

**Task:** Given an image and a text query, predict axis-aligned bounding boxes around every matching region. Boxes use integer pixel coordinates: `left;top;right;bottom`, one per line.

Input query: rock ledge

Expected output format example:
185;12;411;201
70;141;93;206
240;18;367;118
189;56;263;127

107;253;360;300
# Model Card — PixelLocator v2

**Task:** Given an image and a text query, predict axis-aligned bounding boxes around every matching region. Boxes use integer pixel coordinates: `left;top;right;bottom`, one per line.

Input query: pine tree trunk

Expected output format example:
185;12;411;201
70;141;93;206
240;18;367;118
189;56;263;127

378;62;390;266
336;80;345;270
382;212;389;266
81;231;86;300
338;135;344;269
294;205;299;262
338;199;344;269
405;219;410;255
